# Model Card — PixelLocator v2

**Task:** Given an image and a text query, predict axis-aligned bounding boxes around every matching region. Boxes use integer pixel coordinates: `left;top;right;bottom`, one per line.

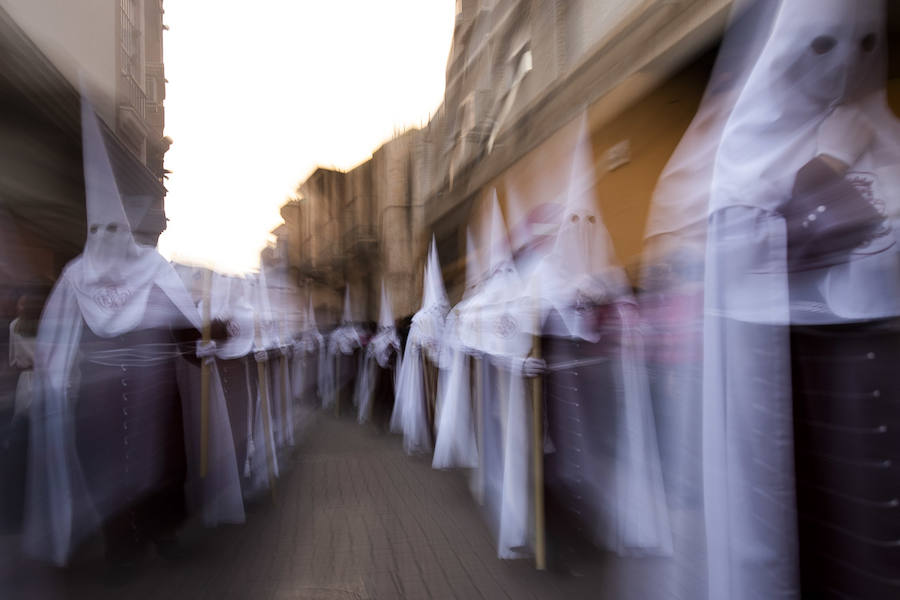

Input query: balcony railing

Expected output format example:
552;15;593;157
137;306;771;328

120;73;146;121
146;62;164;78
146;102;164;135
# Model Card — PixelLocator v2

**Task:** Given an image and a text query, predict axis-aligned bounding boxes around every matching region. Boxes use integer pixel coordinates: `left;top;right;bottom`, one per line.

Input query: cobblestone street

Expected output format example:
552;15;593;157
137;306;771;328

2;412;665;599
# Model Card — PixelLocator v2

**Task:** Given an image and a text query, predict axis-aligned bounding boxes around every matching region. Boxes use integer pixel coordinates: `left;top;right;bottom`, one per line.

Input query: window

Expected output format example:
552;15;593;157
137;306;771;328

120;0;144;82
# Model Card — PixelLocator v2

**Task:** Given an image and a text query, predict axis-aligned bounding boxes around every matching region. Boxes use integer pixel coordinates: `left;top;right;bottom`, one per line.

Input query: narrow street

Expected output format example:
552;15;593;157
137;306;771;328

2;412;664;599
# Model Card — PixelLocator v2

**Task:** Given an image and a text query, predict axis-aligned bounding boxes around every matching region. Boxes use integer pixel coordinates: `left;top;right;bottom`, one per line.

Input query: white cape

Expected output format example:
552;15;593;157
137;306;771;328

23;258;245;565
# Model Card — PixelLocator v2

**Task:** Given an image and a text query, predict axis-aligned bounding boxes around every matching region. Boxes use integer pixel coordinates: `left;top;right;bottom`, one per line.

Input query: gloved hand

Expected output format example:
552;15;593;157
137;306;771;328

196;340;217;363
817;105;875;170
522;357;547;378
254;350;268;363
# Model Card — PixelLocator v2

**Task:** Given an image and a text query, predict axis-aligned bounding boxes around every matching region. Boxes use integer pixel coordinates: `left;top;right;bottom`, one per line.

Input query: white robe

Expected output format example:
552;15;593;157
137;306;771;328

23;259;245;566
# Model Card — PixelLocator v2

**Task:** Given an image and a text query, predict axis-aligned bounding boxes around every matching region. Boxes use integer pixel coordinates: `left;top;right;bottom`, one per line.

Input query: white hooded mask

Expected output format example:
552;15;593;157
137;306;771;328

369;281;401;368
710;0;900;324
66;96;198;338
330;286;363;355
408;237;450;361
713;0;895;215
461;191;535;357
528;114;632;342
297;295;324;353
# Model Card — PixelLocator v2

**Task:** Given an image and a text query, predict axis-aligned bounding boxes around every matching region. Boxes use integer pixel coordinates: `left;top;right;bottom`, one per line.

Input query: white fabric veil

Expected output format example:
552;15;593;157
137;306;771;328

23;95;244;565
266;265;299;447
328;287;363;356
637;1;782;596
323;286;363;410
642;0;778;267
356;281;401;423
525;114;672;556
455;192;537;559
527;114;631;342
432;228;484;470
411;236;451;356
244;271;280;492
703;1;899;598
392;238;448;453
202;272;254;360
295;295;326;405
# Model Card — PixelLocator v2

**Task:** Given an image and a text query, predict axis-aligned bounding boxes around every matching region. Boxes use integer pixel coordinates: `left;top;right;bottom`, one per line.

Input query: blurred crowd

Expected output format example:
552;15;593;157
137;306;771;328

3;0;900;598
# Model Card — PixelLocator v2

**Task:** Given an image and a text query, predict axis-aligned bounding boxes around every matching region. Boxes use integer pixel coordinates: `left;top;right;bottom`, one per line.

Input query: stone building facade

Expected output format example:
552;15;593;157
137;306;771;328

277;0;900;324
0;1;170;411
0;0;171;257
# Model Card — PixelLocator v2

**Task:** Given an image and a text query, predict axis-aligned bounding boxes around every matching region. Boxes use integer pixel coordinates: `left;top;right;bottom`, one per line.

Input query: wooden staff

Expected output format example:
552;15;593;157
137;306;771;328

334;352;341;417
200;269;212;478
255;321;277;501
281;350;290;441
472;353;484;504
531;335;546;571
279;317;290;442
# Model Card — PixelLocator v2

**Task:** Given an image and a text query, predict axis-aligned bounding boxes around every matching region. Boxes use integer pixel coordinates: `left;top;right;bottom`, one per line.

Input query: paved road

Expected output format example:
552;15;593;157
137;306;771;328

2;412;666;599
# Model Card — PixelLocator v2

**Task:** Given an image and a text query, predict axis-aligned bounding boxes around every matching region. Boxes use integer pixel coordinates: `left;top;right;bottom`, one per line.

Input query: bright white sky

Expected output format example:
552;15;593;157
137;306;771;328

158;1;456;274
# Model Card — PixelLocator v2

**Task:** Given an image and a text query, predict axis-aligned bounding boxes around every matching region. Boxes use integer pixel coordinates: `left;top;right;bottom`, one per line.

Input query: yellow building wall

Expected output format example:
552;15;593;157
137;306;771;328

466;48;900;290
466;54;712;286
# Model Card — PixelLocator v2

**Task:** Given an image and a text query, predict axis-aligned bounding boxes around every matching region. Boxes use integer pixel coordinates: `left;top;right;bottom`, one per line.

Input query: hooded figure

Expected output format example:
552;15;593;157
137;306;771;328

294;295;325;406
281;283;312;413
432;228;485;470
526;115;671;562
22;96;244;567
198;272;263;498
641;0;777;275
704;1;900;597
324;287;363;413
638;1;780;597
355;281;402;428
237;271;282;499
261;264;298;450
178;266;276;498
391;237;449;453
456;192;541;560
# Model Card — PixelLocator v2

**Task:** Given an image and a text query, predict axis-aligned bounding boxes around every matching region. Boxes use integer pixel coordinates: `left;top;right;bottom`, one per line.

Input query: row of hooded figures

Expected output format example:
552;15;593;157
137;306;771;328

11;0;900;597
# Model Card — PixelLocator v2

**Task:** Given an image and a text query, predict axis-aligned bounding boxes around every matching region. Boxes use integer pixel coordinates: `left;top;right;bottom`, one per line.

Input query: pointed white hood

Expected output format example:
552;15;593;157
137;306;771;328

461;190;535;356
462;227;485;300
377;280;395;329
306;295;320;333
409;237;449;360
341;286;353;325
369;280;401;367
527;114;631;341
486;192;515;279
296;293;324;353
66;93;199;337
420;236;449;314
330;285;362;354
